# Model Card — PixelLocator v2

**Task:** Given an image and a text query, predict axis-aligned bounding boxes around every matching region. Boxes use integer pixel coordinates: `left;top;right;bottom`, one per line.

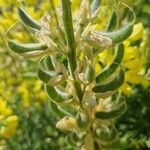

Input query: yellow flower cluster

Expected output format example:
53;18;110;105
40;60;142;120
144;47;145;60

97;23;150;95
18;80;48;108
0;99;18;139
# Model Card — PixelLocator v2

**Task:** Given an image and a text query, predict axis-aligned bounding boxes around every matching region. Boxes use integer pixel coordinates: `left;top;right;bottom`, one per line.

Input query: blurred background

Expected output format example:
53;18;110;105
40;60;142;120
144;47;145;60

0;0;150;149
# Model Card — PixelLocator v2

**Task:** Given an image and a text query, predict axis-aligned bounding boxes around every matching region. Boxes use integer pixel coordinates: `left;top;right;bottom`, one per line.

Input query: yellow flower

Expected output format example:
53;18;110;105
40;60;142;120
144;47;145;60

0;126;17;138
119;83;133;95
0;100;12;117
4;116;18;128
128;23;144;41
0;100;18;138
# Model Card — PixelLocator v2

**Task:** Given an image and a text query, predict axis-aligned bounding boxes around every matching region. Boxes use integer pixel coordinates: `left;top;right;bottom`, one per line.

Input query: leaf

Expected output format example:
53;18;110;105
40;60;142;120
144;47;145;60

106;11;117;32
18;8;41;30
91;0;101;15
96;43;124;83
93;69;125;93
45;84;72;103
7;40;48;53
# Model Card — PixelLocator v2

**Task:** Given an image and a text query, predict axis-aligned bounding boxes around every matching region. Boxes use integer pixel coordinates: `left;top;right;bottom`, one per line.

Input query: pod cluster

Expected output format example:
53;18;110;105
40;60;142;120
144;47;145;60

7;0;135;149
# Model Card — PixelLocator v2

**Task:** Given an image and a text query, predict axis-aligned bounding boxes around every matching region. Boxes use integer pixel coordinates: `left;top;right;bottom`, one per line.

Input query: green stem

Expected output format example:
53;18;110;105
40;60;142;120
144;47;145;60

50;0;65;41
61;0;83;101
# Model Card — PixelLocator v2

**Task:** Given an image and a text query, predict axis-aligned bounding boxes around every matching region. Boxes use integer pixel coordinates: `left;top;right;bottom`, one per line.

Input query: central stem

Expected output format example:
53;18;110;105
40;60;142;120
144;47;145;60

61;0;83;101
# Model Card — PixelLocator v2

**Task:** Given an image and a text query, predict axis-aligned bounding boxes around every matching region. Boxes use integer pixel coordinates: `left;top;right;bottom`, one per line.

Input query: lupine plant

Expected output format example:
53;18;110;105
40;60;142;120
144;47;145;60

7;0;135;149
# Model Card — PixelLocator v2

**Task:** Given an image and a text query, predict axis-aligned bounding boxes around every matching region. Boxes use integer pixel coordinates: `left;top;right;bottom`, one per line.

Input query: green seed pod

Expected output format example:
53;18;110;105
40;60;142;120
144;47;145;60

93;69;125;93
18;8;41;30
50;101;72;118
95;97;127;119
106;11;117;32
7;40;48;53
96;43;124;83
71;132;86;143
65;134;76;147
94;22;133;44
45;84;72;103
44;56;54;71
95;6;135;44
76;113;90;130
95;126;117;142
38;69;61;84
91;0;101;15
85;64;95;83
38;57;63;84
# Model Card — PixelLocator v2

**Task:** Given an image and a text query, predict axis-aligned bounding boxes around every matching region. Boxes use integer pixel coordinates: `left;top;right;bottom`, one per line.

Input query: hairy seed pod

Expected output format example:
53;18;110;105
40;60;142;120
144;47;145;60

106;11;117;32
91;0;101;15
7;40;48;53
85;63;95;83
18;8;41;30
94;22;133;44
94;7;135;44
95;126;117;142
71;132;86;143
96;43;124;83
45;85;72;103
38;69;61;83
43;56;55;71
38;57;63;84
93;69;125;93
76;113;90;130
95;96;127;119
50;101;72;118
65;134;76;147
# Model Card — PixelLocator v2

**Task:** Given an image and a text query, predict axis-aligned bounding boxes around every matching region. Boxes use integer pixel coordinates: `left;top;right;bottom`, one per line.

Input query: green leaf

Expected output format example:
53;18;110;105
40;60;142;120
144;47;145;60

7;40;48;53
96;43;124;83
45;84;72;103
18;8;41;30
91;0;101;14
93;69;125;93
106;11;117;32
